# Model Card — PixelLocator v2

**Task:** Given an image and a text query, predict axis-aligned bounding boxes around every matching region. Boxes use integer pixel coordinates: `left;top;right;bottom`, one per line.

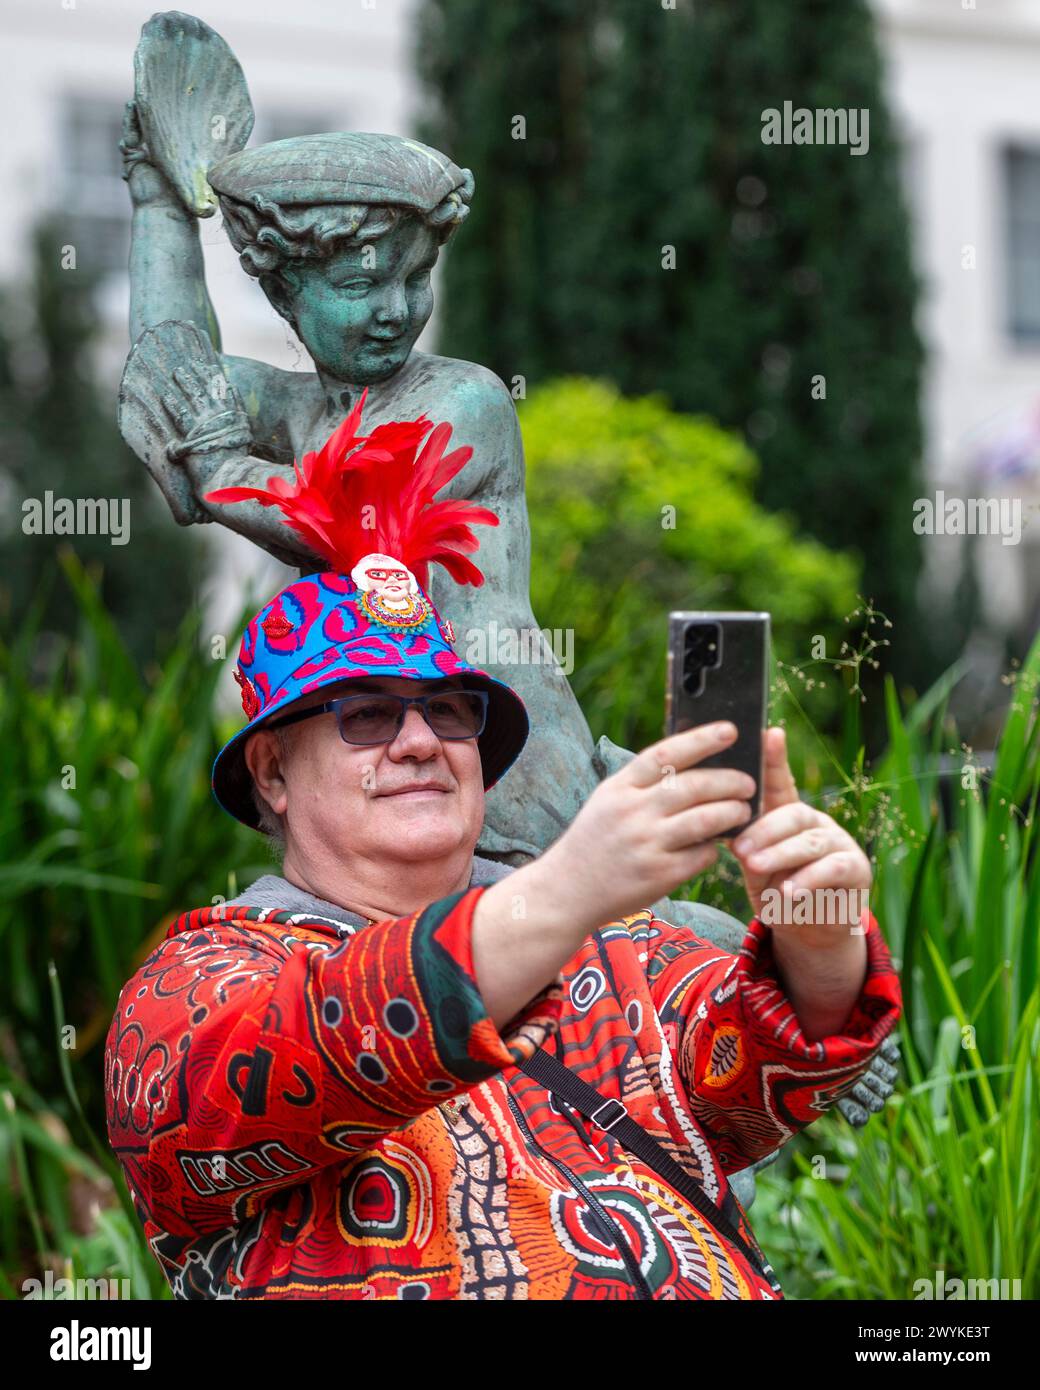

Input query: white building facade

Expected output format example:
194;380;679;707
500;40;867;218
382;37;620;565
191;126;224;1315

874;0;1040;669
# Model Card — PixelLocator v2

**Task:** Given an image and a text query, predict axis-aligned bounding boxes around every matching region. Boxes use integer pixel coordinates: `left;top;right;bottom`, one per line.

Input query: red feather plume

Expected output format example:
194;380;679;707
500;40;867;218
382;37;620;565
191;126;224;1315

203;388;499;587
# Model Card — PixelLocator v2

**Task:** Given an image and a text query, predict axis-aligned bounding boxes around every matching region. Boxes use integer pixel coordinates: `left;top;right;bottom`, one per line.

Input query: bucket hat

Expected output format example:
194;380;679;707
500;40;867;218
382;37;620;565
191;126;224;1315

204;390;527;830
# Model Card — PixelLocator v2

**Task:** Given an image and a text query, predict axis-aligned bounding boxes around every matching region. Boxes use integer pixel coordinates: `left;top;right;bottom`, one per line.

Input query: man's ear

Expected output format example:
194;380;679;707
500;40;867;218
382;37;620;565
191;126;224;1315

245;728;289;816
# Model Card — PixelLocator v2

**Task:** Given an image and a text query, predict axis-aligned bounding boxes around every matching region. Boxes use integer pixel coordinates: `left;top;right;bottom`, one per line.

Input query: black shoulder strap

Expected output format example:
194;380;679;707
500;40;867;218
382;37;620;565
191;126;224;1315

519;1046;782;1295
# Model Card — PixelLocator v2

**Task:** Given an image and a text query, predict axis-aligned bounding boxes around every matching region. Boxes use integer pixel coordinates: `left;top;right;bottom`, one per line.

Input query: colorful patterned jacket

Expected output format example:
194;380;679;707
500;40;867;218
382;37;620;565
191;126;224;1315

104;885;902;1300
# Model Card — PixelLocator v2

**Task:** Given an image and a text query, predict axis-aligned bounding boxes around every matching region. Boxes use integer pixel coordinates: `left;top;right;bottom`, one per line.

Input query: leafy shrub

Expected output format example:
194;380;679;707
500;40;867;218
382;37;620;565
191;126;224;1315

520;377;861;752
754;635;1040;1299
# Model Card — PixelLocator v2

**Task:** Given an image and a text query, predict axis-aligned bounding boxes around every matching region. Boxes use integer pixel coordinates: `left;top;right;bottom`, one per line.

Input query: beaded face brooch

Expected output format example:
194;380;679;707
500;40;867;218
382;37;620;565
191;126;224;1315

358;582;432;631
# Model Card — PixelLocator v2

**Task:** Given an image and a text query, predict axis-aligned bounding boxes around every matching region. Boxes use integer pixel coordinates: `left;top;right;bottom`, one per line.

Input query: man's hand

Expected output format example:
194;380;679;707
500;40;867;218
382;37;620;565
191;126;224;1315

474;721;757;1025
474;720;876;1036
536;720;758;934
731;726;872;940
729;726;873;1039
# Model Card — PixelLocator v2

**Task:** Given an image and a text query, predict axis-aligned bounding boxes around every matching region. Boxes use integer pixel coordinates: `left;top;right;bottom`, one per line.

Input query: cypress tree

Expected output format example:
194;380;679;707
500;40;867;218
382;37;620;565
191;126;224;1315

0;218;203;669
415;0;931;694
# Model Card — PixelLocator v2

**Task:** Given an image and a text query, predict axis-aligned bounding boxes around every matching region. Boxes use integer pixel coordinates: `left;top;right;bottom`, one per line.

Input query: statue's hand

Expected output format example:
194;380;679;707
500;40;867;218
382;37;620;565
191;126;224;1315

119;320;253;526
128;11;253;218
837;1035;901;1127
159;359;254;494
120;100;181;211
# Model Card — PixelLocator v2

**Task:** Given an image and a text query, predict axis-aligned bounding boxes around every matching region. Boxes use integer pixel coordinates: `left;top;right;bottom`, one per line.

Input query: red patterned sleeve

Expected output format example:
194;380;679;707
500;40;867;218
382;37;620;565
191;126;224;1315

644;911;902;1173
105;885;562;1237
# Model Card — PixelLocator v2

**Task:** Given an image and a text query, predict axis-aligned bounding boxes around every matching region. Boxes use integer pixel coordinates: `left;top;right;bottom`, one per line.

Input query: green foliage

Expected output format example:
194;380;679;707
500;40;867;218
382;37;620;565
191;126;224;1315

0;550;271;1296
1;1048;170;1300
416;0;931;691
753;634;1040;1299
520;377;860;751
0;217;204;669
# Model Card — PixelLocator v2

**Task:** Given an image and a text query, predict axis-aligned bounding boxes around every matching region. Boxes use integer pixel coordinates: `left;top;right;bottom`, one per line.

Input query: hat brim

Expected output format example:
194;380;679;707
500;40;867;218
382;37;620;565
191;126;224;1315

211;668;529;832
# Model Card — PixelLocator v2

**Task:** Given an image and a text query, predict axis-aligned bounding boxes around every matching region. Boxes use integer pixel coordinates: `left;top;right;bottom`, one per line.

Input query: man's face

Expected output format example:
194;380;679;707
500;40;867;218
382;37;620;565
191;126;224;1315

278;214;437;384
245;674;485;868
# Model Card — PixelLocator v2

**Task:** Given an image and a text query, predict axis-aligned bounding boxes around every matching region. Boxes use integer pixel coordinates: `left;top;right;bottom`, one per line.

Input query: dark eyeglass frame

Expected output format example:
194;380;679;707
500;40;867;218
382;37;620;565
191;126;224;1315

264;688;490;746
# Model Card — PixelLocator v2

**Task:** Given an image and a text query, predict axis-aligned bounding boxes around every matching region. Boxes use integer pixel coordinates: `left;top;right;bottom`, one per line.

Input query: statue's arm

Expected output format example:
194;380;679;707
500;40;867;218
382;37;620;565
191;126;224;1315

122;99;297;457
429;376;536;631
121;322;311;563
122;102;223;350
121;101;301;516
167;364;315;564
190;450;320;570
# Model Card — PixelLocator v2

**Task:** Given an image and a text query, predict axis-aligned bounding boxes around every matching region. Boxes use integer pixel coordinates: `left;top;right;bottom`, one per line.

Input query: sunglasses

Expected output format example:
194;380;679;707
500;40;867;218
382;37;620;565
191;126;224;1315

264;688;490;746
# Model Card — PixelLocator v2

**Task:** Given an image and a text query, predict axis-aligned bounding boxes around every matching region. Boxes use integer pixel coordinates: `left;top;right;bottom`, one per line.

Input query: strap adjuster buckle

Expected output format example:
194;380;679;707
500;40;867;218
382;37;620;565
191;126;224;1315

589;1097;626;1132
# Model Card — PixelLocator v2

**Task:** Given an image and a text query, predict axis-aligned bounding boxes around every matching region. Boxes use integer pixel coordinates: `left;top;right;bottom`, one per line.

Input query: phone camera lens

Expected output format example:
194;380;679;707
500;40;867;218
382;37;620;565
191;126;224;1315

681;622;722;696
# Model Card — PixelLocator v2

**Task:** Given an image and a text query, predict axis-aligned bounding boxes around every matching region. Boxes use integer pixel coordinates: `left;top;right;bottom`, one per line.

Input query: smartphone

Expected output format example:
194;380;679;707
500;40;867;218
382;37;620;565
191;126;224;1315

665;611;771;839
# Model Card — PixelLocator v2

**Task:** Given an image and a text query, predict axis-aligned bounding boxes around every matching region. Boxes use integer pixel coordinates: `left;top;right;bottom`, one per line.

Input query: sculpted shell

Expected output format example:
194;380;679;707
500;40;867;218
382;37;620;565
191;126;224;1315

133;11;254;218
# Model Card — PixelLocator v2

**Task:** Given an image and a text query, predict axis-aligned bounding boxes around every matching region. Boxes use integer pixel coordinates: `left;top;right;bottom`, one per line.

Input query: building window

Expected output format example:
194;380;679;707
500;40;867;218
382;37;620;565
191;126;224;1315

59;95;131;277
1005;145;1040;344
55;98;339;277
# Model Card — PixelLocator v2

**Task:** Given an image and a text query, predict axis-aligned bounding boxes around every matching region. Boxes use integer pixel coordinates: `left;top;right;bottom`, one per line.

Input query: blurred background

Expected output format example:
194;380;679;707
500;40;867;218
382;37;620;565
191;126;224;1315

1;0;1037;1303
4;0;1040;725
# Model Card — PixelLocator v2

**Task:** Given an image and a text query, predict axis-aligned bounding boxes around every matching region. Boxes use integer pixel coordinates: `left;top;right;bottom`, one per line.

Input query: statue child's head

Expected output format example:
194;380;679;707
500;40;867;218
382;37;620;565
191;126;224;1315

208;133;473;385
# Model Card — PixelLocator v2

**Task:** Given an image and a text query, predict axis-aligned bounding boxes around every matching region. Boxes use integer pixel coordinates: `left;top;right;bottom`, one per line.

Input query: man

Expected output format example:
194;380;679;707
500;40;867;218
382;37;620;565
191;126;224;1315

105;403;901;1300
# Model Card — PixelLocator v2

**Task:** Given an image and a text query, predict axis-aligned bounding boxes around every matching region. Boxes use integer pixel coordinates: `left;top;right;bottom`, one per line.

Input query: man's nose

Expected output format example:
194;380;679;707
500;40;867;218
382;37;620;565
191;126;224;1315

387;704;441;757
